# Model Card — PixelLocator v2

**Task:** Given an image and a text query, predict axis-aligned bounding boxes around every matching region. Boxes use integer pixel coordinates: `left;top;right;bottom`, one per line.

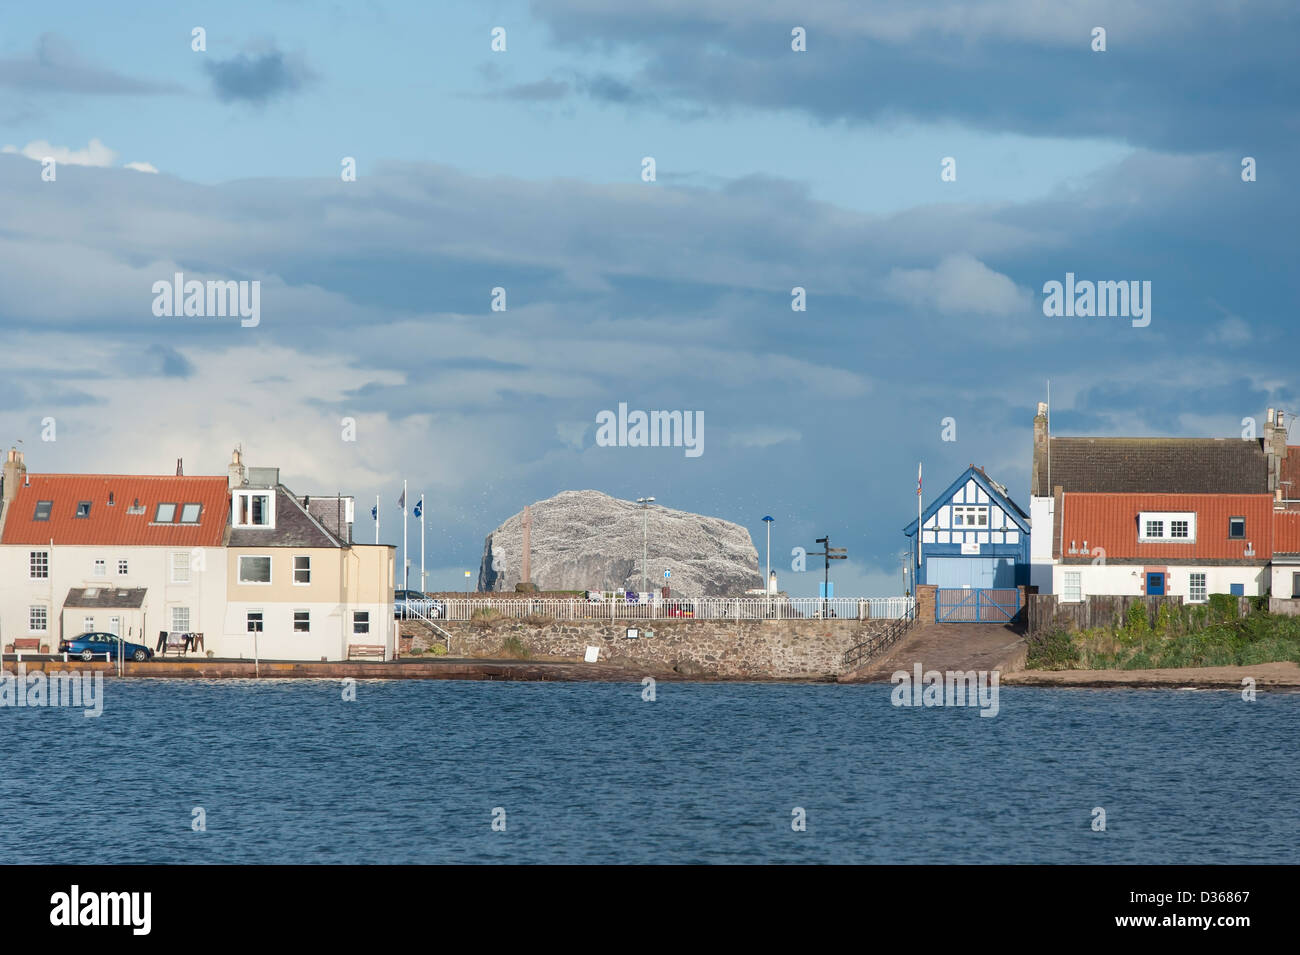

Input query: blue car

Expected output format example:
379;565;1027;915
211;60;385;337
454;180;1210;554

58;632;154;662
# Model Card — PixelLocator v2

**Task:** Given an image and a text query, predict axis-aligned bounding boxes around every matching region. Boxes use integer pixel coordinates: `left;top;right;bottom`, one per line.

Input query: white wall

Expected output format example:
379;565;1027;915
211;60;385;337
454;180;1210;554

1270;566;1300;598
0;544;227;650
1054;563;1267;601
1029;496;1054;593
222;600;393;661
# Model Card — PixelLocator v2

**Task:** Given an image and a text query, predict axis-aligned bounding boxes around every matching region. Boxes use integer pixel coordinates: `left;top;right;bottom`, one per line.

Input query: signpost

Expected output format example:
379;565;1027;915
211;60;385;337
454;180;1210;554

808;536;847;618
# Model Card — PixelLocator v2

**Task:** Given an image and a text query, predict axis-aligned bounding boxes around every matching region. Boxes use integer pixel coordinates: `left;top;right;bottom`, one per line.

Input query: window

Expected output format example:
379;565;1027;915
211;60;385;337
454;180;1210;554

172;607;191;632
33;500;52;521
1229;517;1246;539
1063;572;1082;603
293;555;311;584
29;551;48;579
952;505;989;528
29;606;47;633
171;551;191;583
93;559;107;577
83;616;94;634
353;611;370;635
239;555;272;584
1138;511;1195;543
180;503;202;524
155;502;177;523
294;610;311;633
233;491;275;528
75;500;91;518
1189;573;1208;603
117;558;129;575
247;611;264;633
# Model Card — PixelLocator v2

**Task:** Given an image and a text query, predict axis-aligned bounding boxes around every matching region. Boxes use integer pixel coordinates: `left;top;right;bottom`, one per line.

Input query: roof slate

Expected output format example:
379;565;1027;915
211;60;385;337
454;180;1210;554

64;587;148;609
227;486;341;548
1035;437;1268;497
1;475;228;546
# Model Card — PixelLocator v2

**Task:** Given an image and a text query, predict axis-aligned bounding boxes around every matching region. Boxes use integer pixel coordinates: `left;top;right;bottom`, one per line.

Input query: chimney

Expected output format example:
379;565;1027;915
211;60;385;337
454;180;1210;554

1031;402;1049;498
228;448;246;489
2;447;26;507
176;457;184;476
1265;410;1288;492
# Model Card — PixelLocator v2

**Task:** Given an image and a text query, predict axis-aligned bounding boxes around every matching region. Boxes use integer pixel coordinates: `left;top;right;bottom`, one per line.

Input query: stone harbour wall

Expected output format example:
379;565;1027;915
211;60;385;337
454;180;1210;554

426;617;896;679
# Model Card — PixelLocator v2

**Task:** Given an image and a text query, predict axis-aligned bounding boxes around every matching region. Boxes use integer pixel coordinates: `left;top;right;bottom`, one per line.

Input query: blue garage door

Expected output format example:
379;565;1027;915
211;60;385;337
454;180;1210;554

926;557;1016;588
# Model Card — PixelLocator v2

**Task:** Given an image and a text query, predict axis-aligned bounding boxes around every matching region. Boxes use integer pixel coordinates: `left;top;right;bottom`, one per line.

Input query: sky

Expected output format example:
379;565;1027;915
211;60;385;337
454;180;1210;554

1;0;1297;595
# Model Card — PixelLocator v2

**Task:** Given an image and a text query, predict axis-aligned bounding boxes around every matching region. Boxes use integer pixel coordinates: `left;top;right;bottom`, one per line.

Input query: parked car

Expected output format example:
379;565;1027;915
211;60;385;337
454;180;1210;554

58;632;153;662
394;590;445;618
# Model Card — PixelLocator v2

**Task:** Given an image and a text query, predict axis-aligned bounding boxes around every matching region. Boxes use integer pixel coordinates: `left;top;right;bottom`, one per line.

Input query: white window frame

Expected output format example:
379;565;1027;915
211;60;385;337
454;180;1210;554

1138;511;1196;543
29;606;48;634
83;616;95;634
93;558;107;577
294;610;311;633
952;505;989;528
232;490;276;529
1062;571;1082;603
171;551;192;583
246;611;264;633
29;550;49;579
238;555;273;585
293;555;312;585
172;606;191;632
117;558;129;575
353;611;370;635
1188;573;1208;603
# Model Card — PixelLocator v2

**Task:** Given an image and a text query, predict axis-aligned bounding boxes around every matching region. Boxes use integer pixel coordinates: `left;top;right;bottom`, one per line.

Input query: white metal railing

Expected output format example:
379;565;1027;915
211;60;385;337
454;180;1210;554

436;596;913;622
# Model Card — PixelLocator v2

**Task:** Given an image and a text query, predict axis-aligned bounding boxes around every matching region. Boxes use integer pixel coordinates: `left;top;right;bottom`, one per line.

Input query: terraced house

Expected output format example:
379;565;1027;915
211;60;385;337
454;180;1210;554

1028;404;1300;602
0;448;228;653
0;447;395;660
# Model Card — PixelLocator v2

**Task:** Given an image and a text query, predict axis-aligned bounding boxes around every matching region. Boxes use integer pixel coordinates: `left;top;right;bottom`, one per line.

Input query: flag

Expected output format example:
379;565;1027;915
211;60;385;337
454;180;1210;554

917;462;922;496
397;488;406;510
371;505;377;521
413;497;422;519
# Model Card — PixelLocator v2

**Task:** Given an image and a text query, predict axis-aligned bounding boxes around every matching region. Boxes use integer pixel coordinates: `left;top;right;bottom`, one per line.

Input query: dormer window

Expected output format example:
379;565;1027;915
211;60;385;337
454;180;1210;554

233;490;275;529
1139;511;1196;543
75;501;92;518
1229;517;1246;539
33;500;52;521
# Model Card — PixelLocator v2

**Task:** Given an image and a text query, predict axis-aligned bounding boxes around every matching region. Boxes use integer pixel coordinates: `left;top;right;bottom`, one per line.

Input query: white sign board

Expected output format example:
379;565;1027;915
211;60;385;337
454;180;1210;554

584;646;600;663
961;541;981;555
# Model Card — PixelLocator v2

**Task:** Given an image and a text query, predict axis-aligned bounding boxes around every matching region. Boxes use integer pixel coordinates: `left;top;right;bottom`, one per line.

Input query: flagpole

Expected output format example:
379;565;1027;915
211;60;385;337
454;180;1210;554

917;462;923;577
402;479;409;591
375;494;379;545
419;492;425;593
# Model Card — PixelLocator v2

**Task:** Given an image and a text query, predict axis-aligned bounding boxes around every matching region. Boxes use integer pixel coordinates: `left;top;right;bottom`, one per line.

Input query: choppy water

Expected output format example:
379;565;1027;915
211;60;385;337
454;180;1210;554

2;679;1295;863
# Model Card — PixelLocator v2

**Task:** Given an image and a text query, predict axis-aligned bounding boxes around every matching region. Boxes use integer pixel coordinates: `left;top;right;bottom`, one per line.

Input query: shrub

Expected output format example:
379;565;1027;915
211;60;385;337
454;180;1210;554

500;635;530;659
1026;627;1081;669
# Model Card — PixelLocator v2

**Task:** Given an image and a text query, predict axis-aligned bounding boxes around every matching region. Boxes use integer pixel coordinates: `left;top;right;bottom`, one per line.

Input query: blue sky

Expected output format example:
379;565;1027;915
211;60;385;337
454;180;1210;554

2;0;1297;594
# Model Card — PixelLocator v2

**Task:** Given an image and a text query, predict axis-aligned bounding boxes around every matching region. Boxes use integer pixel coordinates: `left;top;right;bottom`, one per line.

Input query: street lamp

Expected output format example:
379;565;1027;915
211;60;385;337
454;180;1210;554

762;516;774;609
637;496;655;594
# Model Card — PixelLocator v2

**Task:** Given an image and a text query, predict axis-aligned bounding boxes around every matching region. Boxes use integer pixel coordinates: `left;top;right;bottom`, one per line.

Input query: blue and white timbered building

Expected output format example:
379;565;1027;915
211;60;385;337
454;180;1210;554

904;465;1031;589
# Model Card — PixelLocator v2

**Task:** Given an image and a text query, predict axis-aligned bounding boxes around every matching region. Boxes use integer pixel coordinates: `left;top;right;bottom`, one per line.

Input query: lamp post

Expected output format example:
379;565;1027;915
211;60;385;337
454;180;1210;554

637;497;655;595
762;516;774;612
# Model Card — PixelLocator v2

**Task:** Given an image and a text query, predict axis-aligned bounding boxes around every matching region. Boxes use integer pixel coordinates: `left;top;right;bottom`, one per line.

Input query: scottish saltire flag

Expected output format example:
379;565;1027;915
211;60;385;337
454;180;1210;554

413;498;422;519
371;505;377;520
397;488;406;510
917;462;922;496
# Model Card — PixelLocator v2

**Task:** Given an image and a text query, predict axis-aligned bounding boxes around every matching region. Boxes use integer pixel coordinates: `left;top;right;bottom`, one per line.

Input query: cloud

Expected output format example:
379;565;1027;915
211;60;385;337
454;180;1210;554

0;34;179;95
123;161;159;174
492;78;571;102
204;47;316;104
883;253;1030;316
3;138;116;167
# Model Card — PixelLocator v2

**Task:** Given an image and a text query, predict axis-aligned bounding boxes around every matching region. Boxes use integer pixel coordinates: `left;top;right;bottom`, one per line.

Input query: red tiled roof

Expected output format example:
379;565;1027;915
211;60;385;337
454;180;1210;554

1281;446;1300;503
1274;510;1300;554
1059;493;1273;560
1;475;228;546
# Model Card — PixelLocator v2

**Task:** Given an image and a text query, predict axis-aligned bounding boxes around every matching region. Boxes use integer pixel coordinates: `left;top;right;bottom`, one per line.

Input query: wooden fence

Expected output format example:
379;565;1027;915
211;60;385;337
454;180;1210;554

1028;594;1253;636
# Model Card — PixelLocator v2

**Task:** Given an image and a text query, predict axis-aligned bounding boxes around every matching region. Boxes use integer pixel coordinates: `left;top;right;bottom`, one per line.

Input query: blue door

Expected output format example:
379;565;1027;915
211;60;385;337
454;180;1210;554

1146;572;1165;596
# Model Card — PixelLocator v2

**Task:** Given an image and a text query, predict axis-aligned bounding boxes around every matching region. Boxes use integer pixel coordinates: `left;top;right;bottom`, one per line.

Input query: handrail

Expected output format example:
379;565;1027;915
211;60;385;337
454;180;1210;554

842;599;917;668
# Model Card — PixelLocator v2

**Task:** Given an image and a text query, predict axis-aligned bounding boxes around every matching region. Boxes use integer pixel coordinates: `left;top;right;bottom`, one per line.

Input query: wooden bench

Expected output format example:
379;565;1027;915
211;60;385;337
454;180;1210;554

347;644;386;660
5;637;47;654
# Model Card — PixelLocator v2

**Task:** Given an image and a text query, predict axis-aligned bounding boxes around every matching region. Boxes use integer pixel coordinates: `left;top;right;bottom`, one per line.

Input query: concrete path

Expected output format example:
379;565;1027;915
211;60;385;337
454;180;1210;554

839;620;1028;683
